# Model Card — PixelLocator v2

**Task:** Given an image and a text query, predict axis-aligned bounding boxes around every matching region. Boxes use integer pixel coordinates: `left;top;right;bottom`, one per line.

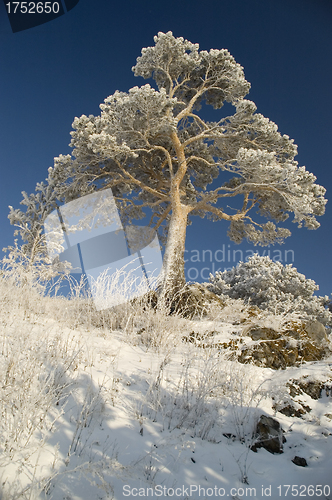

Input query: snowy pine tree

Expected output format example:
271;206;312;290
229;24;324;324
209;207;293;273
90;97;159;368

9;32;327;295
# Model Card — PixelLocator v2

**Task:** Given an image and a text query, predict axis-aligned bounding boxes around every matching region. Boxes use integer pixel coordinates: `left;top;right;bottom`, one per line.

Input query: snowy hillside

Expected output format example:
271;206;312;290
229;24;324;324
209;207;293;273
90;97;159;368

1;275;332;500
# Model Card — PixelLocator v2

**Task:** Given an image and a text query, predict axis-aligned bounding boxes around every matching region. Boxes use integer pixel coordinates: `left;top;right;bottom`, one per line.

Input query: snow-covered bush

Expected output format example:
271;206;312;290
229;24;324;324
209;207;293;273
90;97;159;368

208;254;331;326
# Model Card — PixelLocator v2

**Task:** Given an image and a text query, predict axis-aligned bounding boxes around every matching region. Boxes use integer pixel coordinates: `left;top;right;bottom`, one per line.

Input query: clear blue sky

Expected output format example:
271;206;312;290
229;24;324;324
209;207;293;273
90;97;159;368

0;0;331;295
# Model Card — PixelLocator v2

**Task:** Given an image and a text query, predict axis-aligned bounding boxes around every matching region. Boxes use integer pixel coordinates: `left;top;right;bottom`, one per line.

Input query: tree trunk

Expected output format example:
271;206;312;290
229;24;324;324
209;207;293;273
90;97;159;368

160;201;190;295
159;130;192;299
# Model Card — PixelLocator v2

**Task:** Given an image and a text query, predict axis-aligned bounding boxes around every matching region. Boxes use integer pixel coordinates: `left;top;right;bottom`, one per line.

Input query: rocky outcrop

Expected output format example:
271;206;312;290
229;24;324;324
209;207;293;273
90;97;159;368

283;320;329;343
238;321;330;369
273;376;332;418
295;378;331;400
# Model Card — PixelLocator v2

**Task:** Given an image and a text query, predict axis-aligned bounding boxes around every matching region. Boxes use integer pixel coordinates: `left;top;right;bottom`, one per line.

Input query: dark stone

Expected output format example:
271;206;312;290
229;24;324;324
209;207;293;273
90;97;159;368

292;456;308;467
251;415;286;454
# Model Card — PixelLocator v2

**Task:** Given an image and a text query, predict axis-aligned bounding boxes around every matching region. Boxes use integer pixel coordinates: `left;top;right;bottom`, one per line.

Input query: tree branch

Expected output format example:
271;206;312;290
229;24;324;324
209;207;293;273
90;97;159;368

153;204;171;231
114;159;170;202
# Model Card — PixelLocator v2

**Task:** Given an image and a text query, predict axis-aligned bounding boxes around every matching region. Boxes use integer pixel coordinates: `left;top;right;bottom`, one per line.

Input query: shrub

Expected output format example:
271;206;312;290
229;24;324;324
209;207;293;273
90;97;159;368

208;254;331;326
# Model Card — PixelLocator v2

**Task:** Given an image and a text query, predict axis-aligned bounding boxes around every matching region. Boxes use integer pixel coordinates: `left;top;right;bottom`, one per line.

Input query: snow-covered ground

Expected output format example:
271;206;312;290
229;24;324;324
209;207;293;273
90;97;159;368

1;280;332;500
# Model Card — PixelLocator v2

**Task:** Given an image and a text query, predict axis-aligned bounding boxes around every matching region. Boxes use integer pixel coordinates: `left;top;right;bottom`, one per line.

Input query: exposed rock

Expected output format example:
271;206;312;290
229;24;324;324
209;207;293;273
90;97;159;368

297;380;324;400
183;330;215;347
183;331;242;354
274;394;311;418
303;320;328;343
238;323;330;369
283;320;328;344
298;342;329;362
180;320;330;368
273;377;332;418
287;381;301;398
291;377;332;400
277;404;308;418
244;326;281;341
292;456;308;467
238;339;299;369
251;415;286;454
